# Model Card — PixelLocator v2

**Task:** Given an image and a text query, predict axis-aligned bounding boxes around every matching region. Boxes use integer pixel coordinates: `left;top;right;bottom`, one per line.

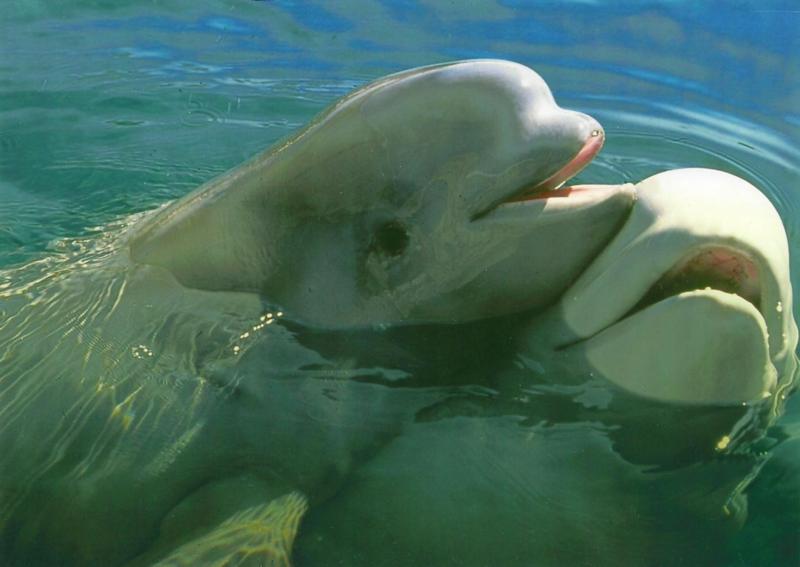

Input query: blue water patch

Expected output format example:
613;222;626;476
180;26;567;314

441;47;510;61
378;0;430;23
201;16;255;34
228;33;301;54
252;0;353;33
499;0;637;15
72;14;266;38
665;2;800;55
116;46;172;60
157;61;232;76
76;15;206;33
454;18;563;45
237;56;335;72
349;38;394;53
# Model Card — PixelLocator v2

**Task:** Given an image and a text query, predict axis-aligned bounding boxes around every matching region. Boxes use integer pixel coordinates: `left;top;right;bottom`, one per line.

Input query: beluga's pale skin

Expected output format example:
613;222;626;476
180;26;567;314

0;60;795;567
0;60;632;566
130;60;632;328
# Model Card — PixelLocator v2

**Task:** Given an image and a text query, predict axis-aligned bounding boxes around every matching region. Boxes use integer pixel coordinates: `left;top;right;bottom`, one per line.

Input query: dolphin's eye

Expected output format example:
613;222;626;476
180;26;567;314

373;221;409;257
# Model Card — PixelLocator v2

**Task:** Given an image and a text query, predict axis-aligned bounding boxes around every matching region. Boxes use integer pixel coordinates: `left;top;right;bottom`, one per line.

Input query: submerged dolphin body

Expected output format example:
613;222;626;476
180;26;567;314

0;60;634;566
294;170;799;567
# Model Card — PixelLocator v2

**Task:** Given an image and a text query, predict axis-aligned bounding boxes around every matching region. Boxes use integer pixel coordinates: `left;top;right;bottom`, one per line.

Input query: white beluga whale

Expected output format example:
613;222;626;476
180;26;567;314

294;170;798;567
522;168;798;405
130;59;632;328
0;60;637;567
1;54;796;566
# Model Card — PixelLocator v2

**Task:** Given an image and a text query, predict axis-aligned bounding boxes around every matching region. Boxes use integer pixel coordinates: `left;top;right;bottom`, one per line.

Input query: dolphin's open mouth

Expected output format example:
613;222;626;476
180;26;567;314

474;128;605;220
556;245;764;353
510;128;605;202
630;247;762;316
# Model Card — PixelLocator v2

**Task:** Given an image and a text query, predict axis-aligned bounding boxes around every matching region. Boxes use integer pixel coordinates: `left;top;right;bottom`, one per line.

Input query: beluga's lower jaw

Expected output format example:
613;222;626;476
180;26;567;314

129;59;633;329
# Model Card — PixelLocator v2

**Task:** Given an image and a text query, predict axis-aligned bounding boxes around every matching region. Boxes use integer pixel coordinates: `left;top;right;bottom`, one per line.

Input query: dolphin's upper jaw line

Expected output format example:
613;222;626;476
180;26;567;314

524;128;605;196
474;127;606;220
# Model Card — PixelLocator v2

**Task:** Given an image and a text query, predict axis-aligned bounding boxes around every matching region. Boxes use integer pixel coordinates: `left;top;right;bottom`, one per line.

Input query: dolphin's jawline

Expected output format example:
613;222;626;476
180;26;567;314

555;244;764;352
472;129;605;221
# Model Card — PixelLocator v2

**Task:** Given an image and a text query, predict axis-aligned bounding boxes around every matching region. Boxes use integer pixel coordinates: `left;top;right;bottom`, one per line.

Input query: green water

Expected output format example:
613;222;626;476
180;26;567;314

1;1;799;566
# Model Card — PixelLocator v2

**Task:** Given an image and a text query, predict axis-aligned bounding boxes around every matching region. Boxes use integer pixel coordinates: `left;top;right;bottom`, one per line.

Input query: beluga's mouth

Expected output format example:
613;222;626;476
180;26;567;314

473;126;606;220
508;127;605;203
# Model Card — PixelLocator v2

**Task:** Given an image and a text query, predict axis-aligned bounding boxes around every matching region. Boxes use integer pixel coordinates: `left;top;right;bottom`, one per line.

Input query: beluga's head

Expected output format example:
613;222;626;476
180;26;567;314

130;60;634;328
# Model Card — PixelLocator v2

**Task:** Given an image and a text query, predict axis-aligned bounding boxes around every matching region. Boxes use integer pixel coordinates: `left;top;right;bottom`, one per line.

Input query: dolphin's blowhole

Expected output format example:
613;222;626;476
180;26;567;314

371;221;410;257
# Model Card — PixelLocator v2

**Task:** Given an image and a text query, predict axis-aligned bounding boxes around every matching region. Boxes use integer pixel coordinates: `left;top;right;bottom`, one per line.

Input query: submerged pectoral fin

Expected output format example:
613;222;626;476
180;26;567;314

560;289;776;405
150;491;308;567
126;476;308;567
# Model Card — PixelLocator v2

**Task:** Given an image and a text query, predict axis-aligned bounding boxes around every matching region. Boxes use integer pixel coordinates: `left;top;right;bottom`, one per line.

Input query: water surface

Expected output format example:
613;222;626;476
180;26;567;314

1;1;799;566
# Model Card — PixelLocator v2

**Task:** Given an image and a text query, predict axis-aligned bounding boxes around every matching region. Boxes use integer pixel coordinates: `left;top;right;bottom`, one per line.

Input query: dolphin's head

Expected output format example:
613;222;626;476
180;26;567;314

525;169;798;405
130;60;634;328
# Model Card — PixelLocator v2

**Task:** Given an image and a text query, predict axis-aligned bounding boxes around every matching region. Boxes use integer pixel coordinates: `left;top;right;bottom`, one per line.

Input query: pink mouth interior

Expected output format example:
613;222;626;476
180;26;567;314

509;130;605;203
643;247;761;310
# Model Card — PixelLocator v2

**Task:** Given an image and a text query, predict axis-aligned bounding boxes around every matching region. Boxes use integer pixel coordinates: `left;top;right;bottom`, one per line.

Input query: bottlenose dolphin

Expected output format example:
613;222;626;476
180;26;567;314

522;168;798;405
0;60;632;566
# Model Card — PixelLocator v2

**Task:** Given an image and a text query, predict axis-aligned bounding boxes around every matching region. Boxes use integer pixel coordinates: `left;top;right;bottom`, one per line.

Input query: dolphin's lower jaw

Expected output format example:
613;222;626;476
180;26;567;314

523;168;798;406
563;289;777;406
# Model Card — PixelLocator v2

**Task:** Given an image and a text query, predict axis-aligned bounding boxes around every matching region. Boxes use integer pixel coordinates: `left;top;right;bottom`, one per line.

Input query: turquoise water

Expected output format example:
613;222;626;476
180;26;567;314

1;1;799;566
